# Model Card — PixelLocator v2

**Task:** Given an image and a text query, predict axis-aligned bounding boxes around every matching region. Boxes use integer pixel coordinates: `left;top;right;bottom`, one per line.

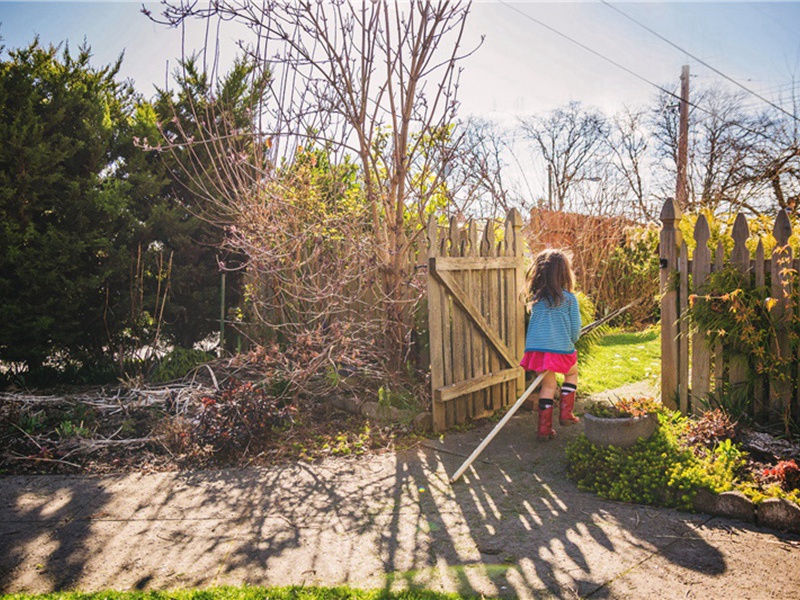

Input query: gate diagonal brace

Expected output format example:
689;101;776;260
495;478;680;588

429;257;517;369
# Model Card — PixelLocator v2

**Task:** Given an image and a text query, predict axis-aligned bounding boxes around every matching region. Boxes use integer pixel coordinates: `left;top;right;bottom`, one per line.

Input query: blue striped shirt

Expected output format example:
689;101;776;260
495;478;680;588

524;290;581;354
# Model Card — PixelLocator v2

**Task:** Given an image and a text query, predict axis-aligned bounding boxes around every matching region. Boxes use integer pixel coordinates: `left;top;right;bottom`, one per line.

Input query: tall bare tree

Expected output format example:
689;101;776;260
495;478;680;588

445;116;521;218
152;0;477;371
651;85;769;214
606;106;655;221
519;101;609;212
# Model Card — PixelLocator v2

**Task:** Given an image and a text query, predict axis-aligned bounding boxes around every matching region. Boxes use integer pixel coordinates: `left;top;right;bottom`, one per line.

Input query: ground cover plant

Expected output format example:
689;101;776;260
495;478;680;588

567;404;800;510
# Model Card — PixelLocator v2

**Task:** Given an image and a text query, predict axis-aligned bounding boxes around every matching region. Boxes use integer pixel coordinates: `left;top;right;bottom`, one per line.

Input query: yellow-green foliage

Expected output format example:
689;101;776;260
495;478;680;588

679;209;800;260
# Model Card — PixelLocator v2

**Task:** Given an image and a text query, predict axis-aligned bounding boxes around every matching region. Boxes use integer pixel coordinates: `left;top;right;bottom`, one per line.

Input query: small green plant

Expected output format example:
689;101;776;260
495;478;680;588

18;410;46;434
151;348;214;383
55;419;90;439
377;385;419;412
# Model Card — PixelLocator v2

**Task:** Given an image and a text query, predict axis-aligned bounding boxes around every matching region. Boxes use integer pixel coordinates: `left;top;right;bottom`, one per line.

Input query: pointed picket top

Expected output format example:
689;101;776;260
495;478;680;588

773;209;792;246
694;214;710;247
506;208;524;256
692;214;711;282
731;213;750;272
448;216;460;258
427;215;440;258
660;197;683;224
502;218;514;257
732;213;749;241
482;219;495;258
467;220;479;257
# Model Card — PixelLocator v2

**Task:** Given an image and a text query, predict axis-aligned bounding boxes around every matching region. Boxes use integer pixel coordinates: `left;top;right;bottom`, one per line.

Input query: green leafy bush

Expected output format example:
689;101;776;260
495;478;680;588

151;348;214;383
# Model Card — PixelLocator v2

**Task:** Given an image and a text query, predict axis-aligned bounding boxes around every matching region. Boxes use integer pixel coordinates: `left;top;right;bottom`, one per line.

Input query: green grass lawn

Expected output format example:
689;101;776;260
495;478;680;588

1;587;486;600
579;327;660;395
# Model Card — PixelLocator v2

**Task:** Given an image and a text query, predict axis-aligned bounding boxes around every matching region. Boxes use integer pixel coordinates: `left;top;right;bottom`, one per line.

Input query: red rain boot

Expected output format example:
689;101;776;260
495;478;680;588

559;387;580;426
538;400;556;440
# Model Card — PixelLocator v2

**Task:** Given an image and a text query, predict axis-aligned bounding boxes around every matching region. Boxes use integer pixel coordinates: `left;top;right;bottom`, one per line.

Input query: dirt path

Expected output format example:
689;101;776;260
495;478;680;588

2;385;800;598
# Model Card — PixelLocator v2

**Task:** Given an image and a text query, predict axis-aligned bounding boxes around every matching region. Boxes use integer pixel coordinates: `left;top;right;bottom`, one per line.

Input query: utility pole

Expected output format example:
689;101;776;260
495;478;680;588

675;65;690;209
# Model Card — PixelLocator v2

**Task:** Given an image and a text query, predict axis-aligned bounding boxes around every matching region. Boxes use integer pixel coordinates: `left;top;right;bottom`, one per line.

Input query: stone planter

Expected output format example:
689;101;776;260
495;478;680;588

583;412;658;448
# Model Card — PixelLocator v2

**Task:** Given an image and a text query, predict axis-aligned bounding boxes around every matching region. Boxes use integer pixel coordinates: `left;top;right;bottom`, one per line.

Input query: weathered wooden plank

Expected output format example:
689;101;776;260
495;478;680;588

754;239;766;419
714;241;725;396
498;232;509;409
441;220;455;427
679;240;689;415
435;367;524;403
509;209;526;398
729;213;751;391
485;220;501;412
427;216;447;432
691;215;711;414
660;198;682;410
428;256;523;271
770;210;793;426
448;218;468;426
467;220;480;418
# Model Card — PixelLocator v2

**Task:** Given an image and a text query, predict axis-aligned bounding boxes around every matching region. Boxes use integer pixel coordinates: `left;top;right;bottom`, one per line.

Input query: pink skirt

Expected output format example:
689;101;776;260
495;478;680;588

520;350;577;374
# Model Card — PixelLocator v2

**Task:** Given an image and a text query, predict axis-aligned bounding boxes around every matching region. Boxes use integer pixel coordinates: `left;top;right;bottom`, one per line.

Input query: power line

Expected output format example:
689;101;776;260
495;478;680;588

497;0;683;105
601;0;800;123
495;0;787;141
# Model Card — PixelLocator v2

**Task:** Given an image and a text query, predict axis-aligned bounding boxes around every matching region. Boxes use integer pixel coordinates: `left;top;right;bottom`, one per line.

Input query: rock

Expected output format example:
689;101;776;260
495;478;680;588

329;396;363;414
360;401;403;422
738;429;800;462
757;498;800;534
713;491;755;523
413;412;433;433
692;488;718;514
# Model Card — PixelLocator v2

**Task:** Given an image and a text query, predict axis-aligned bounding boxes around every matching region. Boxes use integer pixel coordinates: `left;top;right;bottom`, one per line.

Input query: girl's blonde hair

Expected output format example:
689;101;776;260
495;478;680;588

527;249;575;306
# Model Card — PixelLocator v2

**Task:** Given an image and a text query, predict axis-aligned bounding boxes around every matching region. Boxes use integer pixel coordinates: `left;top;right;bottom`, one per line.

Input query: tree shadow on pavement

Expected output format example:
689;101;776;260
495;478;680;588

3;411;799;597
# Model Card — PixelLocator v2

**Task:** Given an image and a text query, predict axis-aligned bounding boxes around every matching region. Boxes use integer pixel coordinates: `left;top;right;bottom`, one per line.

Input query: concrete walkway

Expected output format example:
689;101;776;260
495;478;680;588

2;385;800;599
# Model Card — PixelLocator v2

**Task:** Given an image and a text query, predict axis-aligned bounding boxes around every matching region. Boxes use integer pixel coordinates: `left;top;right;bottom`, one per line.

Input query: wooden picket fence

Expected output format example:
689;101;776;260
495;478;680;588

426;210;526;432
660;197;797;424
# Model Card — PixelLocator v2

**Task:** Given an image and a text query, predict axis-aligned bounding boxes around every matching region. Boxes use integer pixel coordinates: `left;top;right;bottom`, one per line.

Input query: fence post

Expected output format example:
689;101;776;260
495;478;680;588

714;241;725;394
679;240;689;414
427;216;447;433
770;210;793;427
660;198;682;410
754;239;767;418
729;214;751;391
508;208;526;397
691;215;711;413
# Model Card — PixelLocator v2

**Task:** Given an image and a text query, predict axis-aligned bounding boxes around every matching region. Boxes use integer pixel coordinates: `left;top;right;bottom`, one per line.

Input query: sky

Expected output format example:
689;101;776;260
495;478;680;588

0;1;798;119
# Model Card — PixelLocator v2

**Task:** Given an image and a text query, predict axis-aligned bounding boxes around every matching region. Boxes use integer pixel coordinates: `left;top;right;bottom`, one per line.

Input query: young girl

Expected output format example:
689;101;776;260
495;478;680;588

520;249;581;440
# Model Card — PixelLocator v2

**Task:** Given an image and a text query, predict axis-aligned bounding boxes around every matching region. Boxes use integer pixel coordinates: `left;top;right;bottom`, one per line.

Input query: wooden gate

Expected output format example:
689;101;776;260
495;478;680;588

426;210;526;432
